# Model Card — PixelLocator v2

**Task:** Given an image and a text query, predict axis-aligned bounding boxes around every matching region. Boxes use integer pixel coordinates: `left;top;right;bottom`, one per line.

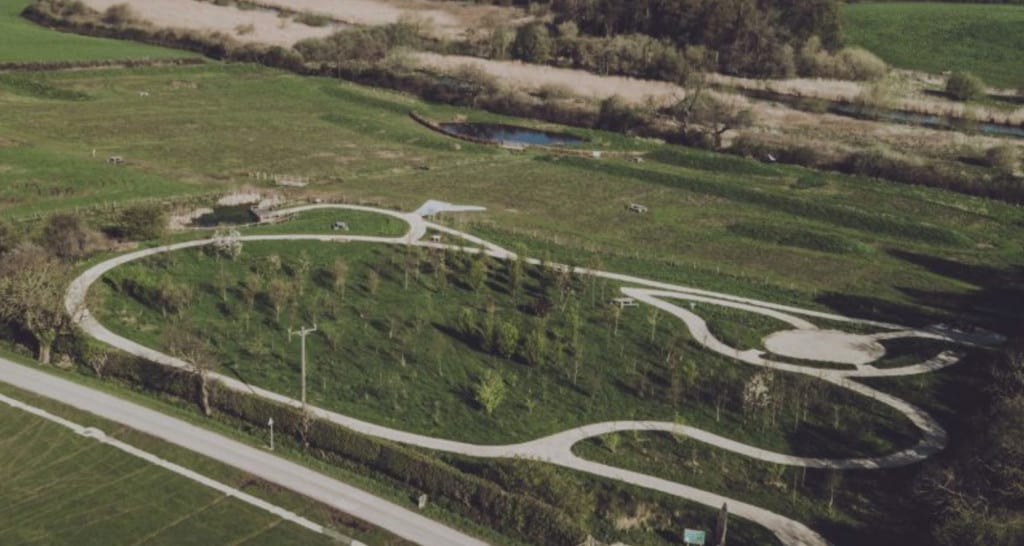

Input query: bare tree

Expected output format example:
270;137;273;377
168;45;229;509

0;244;72;364
164;326;216;416
329;258;348;298
266;278;293;322
294;250;313;295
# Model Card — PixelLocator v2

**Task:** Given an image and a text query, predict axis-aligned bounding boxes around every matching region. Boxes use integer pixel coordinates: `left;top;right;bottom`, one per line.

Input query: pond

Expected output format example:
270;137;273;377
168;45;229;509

832;104;1024;139
191;205;258;228
438;122;586;147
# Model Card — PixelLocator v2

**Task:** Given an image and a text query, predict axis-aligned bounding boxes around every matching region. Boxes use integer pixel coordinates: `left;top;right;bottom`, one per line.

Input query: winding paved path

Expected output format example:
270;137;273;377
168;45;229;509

62;202;1003;546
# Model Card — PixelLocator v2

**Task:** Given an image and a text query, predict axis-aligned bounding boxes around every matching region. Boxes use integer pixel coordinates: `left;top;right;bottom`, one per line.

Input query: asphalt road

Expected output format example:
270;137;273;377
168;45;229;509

0;356;489;546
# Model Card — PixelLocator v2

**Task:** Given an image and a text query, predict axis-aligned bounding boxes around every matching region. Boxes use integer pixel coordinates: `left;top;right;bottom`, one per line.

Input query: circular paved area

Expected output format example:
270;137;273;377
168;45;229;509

763;329;886;366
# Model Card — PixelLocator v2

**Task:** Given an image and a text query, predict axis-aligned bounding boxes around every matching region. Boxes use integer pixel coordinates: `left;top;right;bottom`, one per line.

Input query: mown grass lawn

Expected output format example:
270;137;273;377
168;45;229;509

842;2;1024;88
0;0;194;63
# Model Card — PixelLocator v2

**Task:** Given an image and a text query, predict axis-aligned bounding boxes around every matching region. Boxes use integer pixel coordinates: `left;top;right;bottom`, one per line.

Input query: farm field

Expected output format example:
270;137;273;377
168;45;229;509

842;2;1024;88
0;386;349;546
0;0;194;63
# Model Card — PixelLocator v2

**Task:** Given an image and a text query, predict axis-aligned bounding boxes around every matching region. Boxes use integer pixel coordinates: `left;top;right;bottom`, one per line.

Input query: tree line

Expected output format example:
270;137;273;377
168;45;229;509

455;0;847;78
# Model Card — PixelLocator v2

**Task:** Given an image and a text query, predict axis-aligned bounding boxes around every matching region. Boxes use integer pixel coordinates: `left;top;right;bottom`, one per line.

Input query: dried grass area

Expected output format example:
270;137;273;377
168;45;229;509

258;0;529;38
78;0;339;46
412;52;686;105
413;52;1019;160
713;71;1024;126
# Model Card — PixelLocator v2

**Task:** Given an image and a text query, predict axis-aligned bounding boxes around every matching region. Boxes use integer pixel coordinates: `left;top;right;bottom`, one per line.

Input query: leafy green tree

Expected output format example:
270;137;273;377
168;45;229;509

495;320;520;359
511;23;553;63
456;307;477;341
522;320;548;367
469;256;488;292
474;369;507;415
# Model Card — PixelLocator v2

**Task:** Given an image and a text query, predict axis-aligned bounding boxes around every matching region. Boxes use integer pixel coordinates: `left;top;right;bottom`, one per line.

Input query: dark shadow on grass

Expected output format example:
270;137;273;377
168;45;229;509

886;249;1024;332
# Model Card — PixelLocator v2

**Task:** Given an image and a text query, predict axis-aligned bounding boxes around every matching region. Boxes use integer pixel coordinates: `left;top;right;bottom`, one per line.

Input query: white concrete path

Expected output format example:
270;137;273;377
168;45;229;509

60;202;1004;546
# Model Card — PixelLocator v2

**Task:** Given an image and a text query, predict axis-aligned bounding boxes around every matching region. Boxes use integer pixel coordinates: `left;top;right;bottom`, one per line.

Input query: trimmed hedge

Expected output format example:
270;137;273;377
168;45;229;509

95;351;587;546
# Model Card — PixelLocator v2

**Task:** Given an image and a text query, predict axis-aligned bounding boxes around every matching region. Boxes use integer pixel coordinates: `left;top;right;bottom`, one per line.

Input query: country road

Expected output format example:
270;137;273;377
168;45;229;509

0;356;489;546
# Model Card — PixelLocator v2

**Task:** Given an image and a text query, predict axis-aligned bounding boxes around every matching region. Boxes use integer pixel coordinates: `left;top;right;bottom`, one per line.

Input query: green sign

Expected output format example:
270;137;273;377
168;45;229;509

684;529;706;545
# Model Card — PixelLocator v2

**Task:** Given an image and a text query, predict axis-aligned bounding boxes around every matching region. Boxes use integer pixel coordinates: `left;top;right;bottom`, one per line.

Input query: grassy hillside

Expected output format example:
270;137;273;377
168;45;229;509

0;390;340;546
842;2;1024;88
0;0;193;63
1;62;1021;330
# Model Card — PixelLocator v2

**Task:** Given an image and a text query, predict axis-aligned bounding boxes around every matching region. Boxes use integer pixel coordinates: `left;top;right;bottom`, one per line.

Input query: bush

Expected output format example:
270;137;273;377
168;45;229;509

40;213;96;260
111;203;168;241
797;37;887;80
596;95;640;133
987;145;1020;177
0;220;20;256
101;3;136;26
946;71;986;101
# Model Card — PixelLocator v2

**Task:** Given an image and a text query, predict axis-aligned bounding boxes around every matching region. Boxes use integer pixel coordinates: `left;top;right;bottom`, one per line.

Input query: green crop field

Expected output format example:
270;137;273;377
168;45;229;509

0;0;194;63
842;2;1024;88
0;391;340;546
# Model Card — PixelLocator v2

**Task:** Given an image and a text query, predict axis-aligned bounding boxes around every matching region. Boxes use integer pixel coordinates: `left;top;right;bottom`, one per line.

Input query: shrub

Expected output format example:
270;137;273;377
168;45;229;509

946;71;986;101
101;3;136;26
0;220;20;256
40;213;96;260
596;95;640;133
111;203;167;241
987;145;1020;177
797;37;887;80
294;12;331;27
474;369;507;415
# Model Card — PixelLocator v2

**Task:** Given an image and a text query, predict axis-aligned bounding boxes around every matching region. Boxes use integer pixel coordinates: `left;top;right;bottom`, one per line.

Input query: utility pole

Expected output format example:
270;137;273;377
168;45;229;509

289;324;317;409
268;417;275;451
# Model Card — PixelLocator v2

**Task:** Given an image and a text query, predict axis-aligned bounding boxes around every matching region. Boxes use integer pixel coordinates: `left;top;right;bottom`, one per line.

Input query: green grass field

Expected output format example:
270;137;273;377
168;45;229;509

0;392;340;546
95;239;918;458
843;2;1024;88
0;0;193;63
0;49;1021;546
2;62;1021;335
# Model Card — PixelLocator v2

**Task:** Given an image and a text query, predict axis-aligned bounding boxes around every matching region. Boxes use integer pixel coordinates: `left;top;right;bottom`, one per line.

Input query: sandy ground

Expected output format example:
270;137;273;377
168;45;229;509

79;0;339;47
256;0;528;39
413;52;686;105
